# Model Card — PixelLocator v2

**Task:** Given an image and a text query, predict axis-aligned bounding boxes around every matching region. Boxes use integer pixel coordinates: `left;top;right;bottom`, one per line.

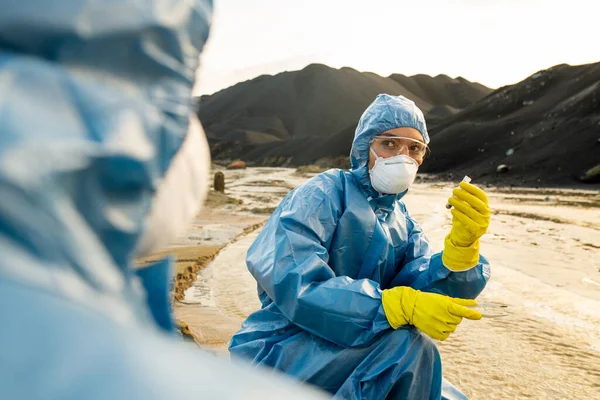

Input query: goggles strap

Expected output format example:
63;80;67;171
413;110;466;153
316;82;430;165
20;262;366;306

370;146;381;159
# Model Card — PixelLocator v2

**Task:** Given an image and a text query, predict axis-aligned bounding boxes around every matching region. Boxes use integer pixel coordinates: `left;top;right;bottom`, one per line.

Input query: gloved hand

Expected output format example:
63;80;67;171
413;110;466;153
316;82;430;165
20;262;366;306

382;286;482;341
443;181;490;271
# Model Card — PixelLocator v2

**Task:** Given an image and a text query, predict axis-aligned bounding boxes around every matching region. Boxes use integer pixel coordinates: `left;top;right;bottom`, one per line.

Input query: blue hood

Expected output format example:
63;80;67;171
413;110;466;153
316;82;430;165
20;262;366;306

0;1;211;317
349;94;429;198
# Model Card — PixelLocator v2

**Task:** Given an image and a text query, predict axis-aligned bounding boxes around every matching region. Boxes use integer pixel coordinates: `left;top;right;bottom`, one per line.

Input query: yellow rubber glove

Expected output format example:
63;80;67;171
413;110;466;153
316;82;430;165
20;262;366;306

382;286;482;341
443;181;491;271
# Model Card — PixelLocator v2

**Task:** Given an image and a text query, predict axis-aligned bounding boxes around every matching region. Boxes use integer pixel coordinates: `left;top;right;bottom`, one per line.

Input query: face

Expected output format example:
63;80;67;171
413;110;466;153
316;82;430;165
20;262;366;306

368;127;427;170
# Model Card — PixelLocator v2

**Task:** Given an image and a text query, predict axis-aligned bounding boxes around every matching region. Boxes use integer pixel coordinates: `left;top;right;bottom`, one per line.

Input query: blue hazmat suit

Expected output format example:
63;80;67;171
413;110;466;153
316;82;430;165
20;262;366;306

0;1;326;399
229;94;491;399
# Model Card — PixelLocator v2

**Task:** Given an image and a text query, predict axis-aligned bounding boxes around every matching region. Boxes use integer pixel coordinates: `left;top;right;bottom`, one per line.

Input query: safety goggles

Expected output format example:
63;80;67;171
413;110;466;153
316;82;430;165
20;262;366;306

370;136;430;160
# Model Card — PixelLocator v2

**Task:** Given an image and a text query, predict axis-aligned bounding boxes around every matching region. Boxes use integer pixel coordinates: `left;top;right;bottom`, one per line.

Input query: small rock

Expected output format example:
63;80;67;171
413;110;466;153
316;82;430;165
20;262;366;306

580;164;600;183
496;164;510;173
227;160;247;170
510;131;515;135
544;196;553;202
505;148;515;156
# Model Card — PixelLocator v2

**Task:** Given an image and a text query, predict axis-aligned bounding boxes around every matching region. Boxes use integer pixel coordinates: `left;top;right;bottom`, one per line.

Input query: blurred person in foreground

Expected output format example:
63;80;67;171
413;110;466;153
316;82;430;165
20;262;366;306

0;1;326;399
230;94;492;400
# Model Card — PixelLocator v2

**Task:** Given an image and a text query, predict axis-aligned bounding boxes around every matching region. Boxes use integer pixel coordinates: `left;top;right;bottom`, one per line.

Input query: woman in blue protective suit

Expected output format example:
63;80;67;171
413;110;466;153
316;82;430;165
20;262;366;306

229;94;492;400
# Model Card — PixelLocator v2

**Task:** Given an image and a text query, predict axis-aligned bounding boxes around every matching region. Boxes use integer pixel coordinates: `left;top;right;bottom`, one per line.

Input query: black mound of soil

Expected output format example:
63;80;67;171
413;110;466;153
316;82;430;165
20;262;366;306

421;62;600;187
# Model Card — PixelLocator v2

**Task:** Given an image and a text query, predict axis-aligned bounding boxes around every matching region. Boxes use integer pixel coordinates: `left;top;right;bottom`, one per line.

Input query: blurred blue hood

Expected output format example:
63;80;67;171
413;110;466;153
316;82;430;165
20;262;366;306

0;0;211;320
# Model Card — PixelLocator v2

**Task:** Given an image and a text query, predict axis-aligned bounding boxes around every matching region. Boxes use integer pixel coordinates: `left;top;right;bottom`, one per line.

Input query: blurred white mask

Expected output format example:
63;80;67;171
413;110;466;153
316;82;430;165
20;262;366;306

134;114;210;258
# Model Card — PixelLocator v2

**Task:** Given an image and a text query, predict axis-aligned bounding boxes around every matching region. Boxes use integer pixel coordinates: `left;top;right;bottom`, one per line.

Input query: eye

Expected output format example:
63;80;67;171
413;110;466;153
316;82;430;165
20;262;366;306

382;140;395;148
409;144;421;152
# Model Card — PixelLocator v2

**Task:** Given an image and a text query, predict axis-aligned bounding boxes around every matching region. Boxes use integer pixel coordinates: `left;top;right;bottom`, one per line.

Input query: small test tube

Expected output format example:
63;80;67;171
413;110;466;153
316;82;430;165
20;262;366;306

467;302;509;318
446;176;472;209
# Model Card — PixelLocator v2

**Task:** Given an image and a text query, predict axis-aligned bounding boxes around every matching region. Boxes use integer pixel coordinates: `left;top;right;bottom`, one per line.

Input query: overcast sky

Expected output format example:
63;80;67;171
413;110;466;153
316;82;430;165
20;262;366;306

193;0;597;95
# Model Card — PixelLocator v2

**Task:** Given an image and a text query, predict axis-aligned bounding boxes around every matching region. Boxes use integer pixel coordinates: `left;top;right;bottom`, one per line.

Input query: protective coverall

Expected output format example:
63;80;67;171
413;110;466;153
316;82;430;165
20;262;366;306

0;1;325;399
229;95;491;399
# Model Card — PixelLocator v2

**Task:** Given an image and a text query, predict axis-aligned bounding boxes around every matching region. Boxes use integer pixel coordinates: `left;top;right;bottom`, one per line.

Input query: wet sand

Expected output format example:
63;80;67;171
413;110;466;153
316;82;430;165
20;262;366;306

161;167;600;398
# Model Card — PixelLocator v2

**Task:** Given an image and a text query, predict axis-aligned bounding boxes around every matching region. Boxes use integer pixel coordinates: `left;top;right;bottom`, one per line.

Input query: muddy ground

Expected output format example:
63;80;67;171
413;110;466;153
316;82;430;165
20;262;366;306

150;167;600;399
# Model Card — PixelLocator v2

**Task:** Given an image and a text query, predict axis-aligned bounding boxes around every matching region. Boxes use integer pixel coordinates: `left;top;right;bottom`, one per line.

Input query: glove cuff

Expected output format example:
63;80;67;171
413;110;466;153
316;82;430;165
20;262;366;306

382;287;417;329
442;234;480;271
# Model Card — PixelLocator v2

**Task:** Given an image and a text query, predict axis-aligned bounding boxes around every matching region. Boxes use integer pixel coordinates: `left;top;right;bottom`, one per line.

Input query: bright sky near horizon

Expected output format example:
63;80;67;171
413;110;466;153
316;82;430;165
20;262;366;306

193;0;598;95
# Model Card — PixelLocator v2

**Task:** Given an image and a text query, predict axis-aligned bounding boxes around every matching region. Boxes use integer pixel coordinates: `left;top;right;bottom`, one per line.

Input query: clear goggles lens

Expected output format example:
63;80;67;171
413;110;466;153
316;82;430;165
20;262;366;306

370;136;429;159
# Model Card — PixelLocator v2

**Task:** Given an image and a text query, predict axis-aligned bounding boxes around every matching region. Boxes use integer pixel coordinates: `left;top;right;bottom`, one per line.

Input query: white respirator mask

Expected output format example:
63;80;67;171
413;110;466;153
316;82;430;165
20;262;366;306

368;147;418;195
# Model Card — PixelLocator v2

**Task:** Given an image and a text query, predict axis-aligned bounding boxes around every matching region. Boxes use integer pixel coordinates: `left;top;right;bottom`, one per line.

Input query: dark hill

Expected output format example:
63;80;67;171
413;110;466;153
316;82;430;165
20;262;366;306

388;73;491;110
197;64;491;164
